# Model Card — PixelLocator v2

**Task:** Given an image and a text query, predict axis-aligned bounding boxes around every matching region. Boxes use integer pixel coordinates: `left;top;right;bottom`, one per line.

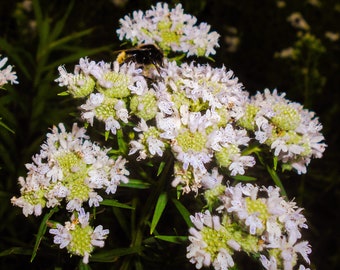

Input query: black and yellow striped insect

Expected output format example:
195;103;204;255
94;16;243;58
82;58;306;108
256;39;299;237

116;44;164;73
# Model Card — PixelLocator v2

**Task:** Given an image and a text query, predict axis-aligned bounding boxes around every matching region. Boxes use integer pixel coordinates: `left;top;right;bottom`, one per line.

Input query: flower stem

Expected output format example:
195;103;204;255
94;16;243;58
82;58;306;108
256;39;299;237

266;165;287;198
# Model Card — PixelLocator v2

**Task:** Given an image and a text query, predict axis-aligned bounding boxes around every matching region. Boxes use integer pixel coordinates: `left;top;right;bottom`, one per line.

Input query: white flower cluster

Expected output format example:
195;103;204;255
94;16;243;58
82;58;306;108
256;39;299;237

56;58;255;193
55;58;147;134
116;2;220;57
11;2;326;268
49;208;109;264
238;89;327;174
150;62;255;192
11;123;129;216
55;55;327;193
187;183;312;270
0;55;18;87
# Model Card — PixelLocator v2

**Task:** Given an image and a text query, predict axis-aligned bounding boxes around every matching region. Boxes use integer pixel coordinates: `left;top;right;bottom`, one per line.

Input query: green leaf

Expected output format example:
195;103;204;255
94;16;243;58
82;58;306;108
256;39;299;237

54;28;95;48
90;246;142;262
157;161;166;176
117;129;128;154
0;247;32;257
31;207;59;262
273;156;278;171
78;260;92;270
171;198;193;227
100;199;135;210
266;165;287;197
57;91;70;96
0;119;14;134
150;192;168;234
120;179;151;189
154;235;188;244
49;0;75;42
242;144;262;156
105;130;110;141
0;38;32;79
232;175;257;181
45;45;113;70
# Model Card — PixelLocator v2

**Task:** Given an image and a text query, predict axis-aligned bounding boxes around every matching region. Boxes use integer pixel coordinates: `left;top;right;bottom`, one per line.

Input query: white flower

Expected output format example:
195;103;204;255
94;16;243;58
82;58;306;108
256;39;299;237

265;237;311;270
80;93;104;125
259;255;277;270
105;116;121;135
245;214;264;235
77;57;106;80
129;119;165;159
146;136;164;156
49;223;72;249
201;167;223;189
0;55;18;86
212;248;235;270
91;225;110;247
229;155;256;176
88;191;103;207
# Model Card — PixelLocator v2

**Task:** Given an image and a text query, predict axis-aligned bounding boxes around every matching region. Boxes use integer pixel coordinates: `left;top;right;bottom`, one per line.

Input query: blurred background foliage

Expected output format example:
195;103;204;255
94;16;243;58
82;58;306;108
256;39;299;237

0;0;339;269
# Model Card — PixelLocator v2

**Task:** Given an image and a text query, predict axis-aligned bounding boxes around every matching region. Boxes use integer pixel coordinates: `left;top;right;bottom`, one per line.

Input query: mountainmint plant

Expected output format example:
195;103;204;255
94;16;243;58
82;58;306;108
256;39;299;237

11;2;326;269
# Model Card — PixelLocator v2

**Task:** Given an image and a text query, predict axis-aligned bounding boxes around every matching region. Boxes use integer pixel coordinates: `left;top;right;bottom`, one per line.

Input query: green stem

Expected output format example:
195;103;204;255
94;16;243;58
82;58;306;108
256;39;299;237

266;165;287;198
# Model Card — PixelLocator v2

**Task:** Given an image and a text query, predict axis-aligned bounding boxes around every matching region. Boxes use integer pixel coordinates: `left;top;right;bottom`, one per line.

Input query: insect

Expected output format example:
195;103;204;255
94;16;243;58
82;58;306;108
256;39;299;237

115;44;164;73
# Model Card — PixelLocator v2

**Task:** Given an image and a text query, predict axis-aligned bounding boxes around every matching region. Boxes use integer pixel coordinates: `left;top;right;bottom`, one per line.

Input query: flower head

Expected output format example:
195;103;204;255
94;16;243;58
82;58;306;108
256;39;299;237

153;62;253;192
187;183;312;269
49;208;109;264
238;89;327;174
116;3;220;57
11;123;129;216
56;58;148;134
187;210;259;269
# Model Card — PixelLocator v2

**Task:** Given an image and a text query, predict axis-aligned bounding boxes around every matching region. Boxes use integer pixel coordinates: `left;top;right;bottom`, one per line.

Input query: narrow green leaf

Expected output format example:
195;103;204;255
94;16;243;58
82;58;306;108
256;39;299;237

117;129;128;154
105;130;110;141
45;45;113;70
266;165;287;197
150;192;168;234
48;28;95;51
0;247;32;257
135;259;143;270
120;179;150;189
171;198;193;227
273;156;278;171
100;199;134;210
49;1;75;42
232;175;257;181
91;246;142;262
242;144;262;156
0;38;32;79
57;91;70;96
78;260;91;270
31;207;59;262
157;161;166;176
0;120;14;133
36;20;51;59
32;0;43;32
155;235;188;244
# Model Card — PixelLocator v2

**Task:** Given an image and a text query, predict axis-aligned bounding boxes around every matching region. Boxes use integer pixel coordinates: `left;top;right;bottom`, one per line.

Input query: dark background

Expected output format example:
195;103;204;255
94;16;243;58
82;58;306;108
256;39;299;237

0;0;339;269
